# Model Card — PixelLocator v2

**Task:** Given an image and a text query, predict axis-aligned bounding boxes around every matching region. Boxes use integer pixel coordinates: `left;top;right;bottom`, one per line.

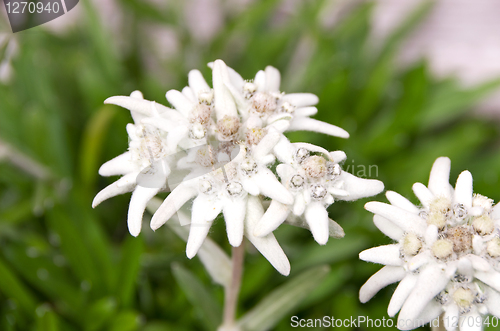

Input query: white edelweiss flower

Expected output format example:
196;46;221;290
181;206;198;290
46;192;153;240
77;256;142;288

149;129;293;274
93;91;175;237
208;62;349;138
253;138;384;245
95;59;357;275
143;67;217;147
360;157;500;331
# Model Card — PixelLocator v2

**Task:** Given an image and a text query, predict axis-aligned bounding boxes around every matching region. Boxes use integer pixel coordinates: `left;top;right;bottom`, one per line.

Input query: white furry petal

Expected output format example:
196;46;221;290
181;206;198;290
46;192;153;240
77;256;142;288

364;201;427;235
304;202;329;245
213;60;237;119
454;170;473;209
294;107;317;117
412;182;434;209
359;244;402;266
282;93;319;107
244;196;290;276
385;191;419;214
428;156;452;199
150;181;198;230
359;266;406;303
387;274;417;317
254;200;290;237
372;215;404;240
264;66;280;92
128;186;161;236
186;194;218;259
223;197;246;247
338;172;384;201
398;264;449;324
288;118;349;138
92;173;137;208
166;90;194;117
188;69;211;97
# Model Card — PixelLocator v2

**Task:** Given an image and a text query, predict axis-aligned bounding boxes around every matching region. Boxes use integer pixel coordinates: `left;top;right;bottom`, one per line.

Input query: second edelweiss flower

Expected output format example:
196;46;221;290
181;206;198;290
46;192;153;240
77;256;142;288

360;157;500;331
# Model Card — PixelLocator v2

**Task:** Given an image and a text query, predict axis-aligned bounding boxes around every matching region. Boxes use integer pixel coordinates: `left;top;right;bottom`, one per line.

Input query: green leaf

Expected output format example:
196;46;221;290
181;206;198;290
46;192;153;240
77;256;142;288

237;265;330;331
84;297;118;331
46;206;100;292
116;236;144;308
108;311;141;331
0;256;38;315
79;105;118;189
171;263;222;331
35;305;59;331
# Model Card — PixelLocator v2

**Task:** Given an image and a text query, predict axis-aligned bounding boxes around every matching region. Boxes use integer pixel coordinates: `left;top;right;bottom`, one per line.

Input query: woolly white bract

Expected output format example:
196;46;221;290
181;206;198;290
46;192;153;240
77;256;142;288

360;157;500;331
93;59;383;275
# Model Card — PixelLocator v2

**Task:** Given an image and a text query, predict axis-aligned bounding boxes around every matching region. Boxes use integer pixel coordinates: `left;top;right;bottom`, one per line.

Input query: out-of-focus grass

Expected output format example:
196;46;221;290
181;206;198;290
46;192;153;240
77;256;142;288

1;0;500;330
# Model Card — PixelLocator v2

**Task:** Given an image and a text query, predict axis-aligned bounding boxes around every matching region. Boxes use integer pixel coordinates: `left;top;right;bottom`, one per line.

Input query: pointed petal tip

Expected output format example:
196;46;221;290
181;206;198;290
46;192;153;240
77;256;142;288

364;201;377;211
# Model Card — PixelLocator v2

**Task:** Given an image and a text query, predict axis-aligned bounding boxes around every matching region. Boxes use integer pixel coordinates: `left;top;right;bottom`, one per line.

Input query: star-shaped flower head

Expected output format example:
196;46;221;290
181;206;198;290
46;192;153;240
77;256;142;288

253;138;384;245
94;59;378;275
360;157;500;331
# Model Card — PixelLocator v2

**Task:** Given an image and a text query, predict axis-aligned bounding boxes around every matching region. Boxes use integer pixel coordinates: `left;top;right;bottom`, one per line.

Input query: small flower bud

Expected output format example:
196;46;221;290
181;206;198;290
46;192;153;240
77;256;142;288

452;288;474;309
429;197;451;216
472;215;494;235
217;115;240;139
246;128;267;145
401;233;422;257
302;156;327;178
487;237;500;257
432;239;454;259
252;92;277;113
427;211;446;229
446;226;473;253
190;104;212;124
472;193;494;211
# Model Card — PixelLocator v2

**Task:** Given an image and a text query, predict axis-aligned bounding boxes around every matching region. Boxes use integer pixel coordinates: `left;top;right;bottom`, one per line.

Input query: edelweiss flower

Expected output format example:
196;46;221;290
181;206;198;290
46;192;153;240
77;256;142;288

93;91;174;237
254;138;384;245
94;59;379;274
210;62;350;138
360;157;500;331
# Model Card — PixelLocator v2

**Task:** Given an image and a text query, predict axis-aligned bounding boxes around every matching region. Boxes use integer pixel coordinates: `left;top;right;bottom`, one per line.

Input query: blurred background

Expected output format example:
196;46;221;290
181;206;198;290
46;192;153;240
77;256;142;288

2;0;500;330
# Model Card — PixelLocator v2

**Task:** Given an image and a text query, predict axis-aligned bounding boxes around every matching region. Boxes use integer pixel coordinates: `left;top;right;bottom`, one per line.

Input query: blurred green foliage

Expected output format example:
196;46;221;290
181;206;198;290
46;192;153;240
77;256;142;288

1;0;500;330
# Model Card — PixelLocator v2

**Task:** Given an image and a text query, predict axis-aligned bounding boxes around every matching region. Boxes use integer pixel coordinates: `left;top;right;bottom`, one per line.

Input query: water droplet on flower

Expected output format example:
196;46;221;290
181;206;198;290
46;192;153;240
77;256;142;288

295;148;309;163
290;175;304;188
327;162;341;178
311;184;327;200
240;159;257;175
226;182;243;196
453;203;467;219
